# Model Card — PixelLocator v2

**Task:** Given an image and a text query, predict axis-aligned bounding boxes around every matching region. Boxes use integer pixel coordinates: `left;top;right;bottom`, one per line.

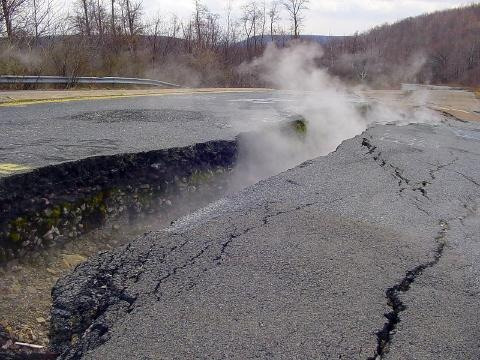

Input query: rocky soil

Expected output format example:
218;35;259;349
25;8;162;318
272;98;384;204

0;167;233;355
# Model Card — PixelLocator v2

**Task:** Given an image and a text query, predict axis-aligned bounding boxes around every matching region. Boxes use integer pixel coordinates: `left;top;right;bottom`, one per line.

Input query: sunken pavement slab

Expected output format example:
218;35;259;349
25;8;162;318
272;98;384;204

50;120;480;359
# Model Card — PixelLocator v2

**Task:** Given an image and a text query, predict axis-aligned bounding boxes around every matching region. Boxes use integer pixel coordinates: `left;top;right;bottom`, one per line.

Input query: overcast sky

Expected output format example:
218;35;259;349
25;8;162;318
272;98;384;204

143;0;473;35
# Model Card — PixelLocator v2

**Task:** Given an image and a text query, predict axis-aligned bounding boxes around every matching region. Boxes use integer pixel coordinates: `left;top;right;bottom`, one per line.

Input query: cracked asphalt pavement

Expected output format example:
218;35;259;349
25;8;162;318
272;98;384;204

51;118;480;359
0;90;294;173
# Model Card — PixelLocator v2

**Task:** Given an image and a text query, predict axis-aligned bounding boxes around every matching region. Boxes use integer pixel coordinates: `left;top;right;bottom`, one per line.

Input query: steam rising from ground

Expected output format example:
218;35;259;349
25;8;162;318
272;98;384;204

230;42;440;189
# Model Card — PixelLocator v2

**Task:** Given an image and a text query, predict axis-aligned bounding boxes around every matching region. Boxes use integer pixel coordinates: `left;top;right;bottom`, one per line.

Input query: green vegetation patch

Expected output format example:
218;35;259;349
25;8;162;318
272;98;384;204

292;118;308;134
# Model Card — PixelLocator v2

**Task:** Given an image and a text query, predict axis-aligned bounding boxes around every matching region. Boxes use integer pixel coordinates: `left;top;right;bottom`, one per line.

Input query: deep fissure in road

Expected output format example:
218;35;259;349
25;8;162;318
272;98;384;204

0;117;309;262
0;119;311;357
368;222;449;360
361;137;453;359
0;139;238;262
0;139;239;358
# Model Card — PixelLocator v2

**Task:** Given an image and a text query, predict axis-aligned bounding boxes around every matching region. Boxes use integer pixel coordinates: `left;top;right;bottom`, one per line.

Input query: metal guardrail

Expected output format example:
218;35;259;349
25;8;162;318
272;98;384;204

0;75;182;88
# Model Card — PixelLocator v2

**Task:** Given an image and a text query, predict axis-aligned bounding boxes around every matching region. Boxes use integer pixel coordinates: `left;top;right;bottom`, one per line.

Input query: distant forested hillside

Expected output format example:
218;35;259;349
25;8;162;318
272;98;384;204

323;4;480;87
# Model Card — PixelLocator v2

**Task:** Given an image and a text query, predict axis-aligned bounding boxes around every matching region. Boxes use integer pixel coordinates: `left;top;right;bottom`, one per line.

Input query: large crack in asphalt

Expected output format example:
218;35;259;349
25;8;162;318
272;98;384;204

361;136;458;359
361;137;458;202
367;221;449;360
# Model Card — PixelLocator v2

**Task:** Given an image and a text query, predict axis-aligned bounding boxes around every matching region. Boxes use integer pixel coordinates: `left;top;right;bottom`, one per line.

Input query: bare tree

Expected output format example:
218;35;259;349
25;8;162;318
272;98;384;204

29;0;56;41
145;13;180;66
121;0;142;37
260;0;266;45
80;0;91;35
282;0;309;38
163;15;180;56
146;13;163;69
268;0;280;41
193;0;207;48
241;1;264;54
110;0;115;34
72;0;111;37
71;0;92;36
222;0;241;62
1;0;28;38
50;27;89;78
240;3;253;53
223;0;233;48
92;0;107;38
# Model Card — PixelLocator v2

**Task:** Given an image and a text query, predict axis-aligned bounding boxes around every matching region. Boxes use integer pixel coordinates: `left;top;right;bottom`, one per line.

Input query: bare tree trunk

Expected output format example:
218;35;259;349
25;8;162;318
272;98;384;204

260;0;266;46
125;0;133;36
82;0;91;35
111;0;115;35
269;1;280;42
96;0;104;37
194;0;203;48
33;0;38;38
1;0;13;38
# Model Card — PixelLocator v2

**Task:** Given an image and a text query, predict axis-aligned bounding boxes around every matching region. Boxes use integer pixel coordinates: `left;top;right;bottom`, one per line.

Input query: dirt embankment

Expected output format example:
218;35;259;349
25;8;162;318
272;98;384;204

0;139;238;357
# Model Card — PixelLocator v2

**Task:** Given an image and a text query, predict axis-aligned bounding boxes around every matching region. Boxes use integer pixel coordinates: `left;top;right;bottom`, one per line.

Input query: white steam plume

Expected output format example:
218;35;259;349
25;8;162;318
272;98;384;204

230;42;440;190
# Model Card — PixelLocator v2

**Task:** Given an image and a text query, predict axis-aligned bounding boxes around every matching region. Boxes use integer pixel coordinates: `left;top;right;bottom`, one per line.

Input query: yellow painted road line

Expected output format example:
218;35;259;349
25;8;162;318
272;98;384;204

0;163;31;174
435;106;471;114
0;89;271;108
